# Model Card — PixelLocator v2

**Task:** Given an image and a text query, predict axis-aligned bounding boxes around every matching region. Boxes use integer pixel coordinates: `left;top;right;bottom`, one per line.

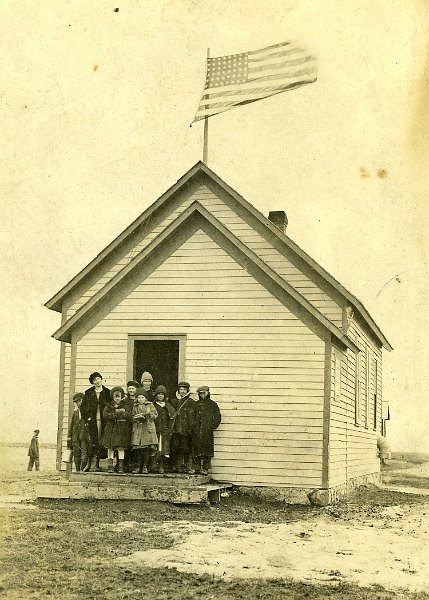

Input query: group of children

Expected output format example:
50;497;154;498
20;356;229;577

67;371;221;476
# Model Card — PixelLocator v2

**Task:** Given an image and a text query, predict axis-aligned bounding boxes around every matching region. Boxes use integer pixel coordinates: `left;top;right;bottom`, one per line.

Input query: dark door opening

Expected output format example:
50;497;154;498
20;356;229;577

133;339;179;399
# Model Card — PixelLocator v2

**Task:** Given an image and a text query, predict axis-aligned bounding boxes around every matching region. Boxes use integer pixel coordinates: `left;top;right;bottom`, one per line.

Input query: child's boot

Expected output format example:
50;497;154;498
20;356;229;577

177;454;185;474
186;456;195;475
158;457;164;474
83;458;92;472
118;459;124;474
141;449;149;474
201;458;211;475
148;452;156;473
107;458;114;473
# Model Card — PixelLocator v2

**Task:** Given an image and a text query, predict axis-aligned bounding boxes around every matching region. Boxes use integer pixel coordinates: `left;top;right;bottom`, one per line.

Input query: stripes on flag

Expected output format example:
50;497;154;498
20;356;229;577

193;41;317;122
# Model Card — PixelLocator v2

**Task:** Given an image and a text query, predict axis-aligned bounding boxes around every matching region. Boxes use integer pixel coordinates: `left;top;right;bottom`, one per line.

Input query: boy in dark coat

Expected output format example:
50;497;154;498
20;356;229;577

27;429;40;471
194;386;221;475
82;372;110;472
153;385;176;474
67;393;91;471
170;381;196;473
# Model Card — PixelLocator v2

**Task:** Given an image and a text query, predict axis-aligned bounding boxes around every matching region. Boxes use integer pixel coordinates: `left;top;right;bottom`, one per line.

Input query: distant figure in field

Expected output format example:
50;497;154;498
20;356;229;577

28;429;40;471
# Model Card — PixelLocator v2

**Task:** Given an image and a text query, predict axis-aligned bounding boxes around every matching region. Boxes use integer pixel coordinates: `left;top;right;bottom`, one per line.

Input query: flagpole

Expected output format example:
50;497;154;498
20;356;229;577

203;48;210;164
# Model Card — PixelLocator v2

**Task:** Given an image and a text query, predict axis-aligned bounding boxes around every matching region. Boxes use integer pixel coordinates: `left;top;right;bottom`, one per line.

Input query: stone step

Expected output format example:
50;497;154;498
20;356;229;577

69;472;210;486
36;480;232;504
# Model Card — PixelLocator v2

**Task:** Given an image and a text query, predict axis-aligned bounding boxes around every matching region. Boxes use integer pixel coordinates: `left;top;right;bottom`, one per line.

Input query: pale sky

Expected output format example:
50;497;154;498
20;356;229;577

1;1;428;451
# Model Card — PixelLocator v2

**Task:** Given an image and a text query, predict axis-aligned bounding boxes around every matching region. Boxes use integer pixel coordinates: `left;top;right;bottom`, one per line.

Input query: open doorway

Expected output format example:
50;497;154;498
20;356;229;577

128;336;186;399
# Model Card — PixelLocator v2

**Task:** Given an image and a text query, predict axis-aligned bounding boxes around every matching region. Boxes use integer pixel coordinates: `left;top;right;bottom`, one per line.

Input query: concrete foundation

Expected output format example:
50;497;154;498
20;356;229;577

236;472;382;506
36;472;231;504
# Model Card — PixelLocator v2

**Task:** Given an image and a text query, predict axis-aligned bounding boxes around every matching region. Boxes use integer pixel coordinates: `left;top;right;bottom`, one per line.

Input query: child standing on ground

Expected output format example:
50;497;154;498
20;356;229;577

153;385;176;474
131;387;158;474
101;386;132;473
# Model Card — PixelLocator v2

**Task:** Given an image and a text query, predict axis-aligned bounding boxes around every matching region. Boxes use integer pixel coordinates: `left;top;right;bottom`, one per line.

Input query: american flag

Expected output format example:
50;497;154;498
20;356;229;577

193;41;317;122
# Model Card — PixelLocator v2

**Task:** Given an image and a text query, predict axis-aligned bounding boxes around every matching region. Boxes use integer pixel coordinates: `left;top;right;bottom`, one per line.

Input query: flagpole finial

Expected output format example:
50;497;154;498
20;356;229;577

203;48;210;164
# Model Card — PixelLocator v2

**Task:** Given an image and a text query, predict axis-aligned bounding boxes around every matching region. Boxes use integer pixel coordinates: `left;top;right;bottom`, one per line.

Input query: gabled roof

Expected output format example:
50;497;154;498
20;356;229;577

46;161;392;350
53;202;360;354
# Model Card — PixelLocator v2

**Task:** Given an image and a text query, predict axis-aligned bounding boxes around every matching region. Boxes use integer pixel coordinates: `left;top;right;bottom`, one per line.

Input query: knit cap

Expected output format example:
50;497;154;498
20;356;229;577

141;372;153;383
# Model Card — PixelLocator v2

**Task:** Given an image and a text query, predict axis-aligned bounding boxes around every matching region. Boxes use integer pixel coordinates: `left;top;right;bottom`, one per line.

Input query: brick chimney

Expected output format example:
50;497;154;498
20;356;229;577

268;210;288;233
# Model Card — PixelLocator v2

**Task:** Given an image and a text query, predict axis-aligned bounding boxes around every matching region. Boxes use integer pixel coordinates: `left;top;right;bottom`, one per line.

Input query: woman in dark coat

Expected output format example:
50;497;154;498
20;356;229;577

194;386;221;475
81;372;110;472
101;386;132;473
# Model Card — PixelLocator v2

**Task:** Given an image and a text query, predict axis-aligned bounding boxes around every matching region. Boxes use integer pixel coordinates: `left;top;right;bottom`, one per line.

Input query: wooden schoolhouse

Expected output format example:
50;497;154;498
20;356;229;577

46;162;392;500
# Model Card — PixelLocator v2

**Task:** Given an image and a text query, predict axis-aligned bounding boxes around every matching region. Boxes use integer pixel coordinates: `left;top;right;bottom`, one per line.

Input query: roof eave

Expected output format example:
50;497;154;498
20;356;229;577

53;203;359;352
45;161;207;312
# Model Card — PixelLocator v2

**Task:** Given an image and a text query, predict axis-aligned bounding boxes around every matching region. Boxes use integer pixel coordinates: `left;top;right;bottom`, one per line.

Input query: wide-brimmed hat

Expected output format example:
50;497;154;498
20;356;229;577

89;372;102;384
177;381;190;390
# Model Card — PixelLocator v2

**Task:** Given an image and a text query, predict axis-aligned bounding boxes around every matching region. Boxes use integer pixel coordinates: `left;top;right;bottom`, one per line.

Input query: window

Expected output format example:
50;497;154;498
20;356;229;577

373;358;378;430
365;347;370;428
355;350;361;425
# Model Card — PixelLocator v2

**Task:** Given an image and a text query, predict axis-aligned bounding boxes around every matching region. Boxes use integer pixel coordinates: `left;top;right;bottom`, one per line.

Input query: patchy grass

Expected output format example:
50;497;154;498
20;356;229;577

1;503;427;600
382;455;429;489
1;485;429;599
1;456;429;599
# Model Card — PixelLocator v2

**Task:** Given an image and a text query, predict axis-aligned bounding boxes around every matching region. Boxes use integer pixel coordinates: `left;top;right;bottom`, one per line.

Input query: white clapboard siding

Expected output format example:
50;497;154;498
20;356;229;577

67;184;343;328
70;230;326;488
328;319;382;486
59;344;72;469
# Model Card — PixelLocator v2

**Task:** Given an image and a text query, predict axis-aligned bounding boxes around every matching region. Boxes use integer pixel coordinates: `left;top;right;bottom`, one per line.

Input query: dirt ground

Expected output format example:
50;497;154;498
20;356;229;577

1;457;429;599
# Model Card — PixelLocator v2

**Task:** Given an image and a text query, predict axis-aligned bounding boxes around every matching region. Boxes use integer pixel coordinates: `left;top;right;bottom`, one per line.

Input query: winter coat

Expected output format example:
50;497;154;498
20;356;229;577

82;385;110;444
101;399;132;449
131;400;158;448
170;392;197;437
28;435;39;459
67;408;90;448
123;395;135;443
154;401;176;455
194;396;221;458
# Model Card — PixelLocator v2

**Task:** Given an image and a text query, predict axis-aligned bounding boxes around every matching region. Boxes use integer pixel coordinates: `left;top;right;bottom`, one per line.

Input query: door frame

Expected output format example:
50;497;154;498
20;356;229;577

126;334;187;383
